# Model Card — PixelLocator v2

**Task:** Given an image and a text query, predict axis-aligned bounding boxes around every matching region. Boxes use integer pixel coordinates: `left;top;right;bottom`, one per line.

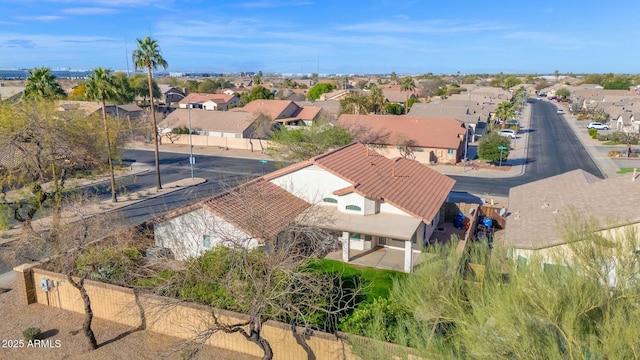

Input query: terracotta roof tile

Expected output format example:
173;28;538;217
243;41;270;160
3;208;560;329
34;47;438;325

338;114;466;149
202;178;311;240
234;99;295;120
265;143;455;223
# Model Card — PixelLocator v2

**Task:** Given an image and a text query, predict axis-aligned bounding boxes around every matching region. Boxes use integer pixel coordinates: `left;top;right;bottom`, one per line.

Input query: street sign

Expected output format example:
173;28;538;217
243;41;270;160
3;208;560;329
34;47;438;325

497;146;508;150
189;156;195;165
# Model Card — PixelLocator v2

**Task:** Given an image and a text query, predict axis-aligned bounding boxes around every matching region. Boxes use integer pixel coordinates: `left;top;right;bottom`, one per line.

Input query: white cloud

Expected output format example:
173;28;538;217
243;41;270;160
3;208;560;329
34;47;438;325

16;15;63;22
335;20;506;34
239;1;312;8
61;7;118;15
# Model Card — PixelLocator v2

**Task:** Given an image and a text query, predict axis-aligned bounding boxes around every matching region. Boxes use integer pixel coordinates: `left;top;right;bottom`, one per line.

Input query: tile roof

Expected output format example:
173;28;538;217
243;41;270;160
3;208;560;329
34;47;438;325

264;143;456;223
159;109;255;133
180;93;236;105
506;170;640;249
233;99;295;120
295;106;321;121
201;178;311;240
408;103;483;123
338;114;465;149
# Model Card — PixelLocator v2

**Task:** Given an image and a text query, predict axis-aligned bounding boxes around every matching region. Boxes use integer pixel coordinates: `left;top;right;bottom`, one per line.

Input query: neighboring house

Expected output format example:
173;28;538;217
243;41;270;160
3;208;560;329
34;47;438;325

408;102;485;140
153;178;311;260
294;100;341;121
505;170;640;265
57;101;143;119
158;109;257;138
105;104;144;119
179;93;239;111
232;99;322;126
338;114;467;164
613;112;639;133
382;89;417;105
152;143;456;272
158;85;186;105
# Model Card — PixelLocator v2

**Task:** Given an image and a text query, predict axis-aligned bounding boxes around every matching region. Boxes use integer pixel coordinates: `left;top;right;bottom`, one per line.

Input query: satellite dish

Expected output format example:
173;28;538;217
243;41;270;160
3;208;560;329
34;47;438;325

499;208;506;216
468;208;475;215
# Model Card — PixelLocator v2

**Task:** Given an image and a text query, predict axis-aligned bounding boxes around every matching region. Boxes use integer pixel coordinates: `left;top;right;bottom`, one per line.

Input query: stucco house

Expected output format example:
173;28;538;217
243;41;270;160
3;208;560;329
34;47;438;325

504;170;640;266
154;178;311;260
152;143;456;272
338;114;467;164
158;85;186;106
158;108;258;138
178;93;239;111
232;99;322;127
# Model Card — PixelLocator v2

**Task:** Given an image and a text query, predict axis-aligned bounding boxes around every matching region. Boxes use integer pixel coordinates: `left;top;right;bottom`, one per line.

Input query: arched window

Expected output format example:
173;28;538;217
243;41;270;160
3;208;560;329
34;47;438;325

323;197;338;204
346;205;361;211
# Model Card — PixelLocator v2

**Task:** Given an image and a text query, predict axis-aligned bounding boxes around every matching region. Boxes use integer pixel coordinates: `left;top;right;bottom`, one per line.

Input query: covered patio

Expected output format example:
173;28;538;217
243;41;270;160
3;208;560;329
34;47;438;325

325;247;424;272
308;207;424;273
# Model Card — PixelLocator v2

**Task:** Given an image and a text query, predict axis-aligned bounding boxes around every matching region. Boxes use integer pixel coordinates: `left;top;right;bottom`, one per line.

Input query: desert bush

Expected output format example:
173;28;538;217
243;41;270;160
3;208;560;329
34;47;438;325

22;327;43;341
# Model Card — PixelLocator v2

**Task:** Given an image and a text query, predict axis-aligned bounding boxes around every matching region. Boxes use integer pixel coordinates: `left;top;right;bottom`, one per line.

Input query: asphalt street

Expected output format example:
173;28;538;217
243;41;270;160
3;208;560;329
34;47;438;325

449;99;603;197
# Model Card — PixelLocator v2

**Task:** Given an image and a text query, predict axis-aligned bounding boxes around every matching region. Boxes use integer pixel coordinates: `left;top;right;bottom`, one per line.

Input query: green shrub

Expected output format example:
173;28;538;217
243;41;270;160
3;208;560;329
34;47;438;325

588;128;597;138
0;204;11;231
22;327;42;341
477;132;511;163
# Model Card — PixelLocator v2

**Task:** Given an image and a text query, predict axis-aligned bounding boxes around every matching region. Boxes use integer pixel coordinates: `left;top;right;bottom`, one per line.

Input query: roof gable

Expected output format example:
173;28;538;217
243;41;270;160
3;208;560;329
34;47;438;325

264;143;455;223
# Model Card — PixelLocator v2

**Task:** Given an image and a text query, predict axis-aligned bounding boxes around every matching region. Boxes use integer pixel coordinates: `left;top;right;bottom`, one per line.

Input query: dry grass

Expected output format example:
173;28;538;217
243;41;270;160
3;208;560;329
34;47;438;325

0;282;259;360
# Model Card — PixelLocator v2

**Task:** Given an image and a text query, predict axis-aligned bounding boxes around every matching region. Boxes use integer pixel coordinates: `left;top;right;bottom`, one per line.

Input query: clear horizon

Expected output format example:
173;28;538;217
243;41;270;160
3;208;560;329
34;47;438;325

2;1;639;75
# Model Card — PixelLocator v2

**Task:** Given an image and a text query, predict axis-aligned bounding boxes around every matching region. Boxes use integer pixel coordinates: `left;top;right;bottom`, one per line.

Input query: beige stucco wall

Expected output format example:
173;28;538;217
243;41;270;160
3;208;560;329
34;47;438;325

373;145;460;164
170;135;272;151
19;268;416;359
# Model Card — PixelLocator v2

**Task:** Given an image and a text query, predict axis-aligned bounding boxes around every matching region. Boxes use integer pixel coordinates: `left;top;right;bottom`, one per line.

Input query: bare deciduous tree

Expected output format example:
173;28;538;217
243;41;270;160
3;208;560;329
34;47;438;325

147;180;362;359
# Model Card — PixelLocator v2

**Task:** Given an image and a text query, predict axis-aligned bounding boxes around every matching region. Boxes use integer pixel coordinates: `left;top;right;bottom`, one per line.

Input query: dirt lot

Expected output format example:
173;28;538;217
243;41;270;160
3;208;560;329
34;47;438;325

0;282;259;360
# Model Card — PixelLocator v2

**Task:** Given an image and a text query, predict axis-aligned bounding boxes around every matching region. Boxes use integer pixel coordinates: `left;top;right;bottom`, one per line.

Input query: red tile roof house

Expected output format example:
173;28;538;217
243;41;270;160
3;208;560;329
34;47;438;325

178;93;239;111
231;99;322;127
152;143;455;272
338;114;467;164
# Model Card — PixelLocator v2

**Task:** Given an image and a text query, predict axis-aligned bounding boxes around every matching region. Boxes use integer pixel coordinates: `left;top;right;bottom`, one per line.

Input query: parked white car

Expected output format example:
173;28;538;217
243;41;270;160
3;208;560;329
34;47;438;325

498;129;517;139
586;122;609;130
556;109;564;114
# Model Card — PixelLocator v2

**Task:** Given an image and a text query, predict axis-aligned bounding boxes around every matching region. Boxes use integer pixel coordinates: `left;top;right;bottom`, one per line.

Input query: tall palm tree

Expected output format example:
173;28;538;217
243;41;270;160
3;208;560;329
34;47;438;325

24;67;66;99
340;90;370;115
400;76;415;114
85;67;119;203
495;101;515;130
132;36;168;190
369;85;385;114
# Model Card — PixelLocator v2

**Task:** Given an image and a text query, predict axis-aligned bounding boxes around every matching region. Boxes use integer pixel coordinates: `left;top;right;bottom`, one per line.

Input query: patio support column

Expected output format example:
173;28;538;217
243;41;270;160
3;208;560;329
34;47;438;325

404;241;413;273
341;231;350;262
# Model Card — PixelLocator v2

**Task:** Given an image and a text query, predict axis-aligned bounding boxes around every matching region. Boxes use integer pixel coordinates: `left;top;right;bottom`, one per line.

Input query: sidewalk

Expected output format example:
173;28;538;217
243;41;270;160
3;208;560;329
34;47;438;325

126;141;273;161
428;100;532;178
0;176;206;287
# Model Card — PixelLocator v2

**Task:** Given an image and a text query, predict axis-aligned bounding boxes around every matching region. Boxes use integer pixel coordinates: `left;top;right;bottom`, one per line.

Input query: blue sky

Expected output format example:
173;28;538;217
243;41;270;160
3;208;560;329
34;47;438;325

1;0;638;75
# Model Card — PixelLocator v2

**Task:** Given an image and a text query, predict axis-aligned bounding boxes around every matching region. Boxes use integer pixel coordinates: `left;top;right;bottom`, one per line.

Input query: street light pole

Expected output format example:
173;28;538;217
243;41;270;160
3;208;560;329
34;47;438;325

188;103;194;179
173;93;195;179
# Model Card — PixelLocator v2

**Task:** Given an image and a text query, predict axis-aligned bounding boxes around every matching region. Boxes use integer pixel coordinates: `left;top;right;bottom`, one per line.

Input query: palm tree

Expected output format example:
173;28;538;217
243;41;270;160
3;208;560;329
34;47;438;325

495;101;516;130
340;90;370;115
400;76;416;114
85;67;119;203
369;85;385;114
24;67;66;99
132;36;168;190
